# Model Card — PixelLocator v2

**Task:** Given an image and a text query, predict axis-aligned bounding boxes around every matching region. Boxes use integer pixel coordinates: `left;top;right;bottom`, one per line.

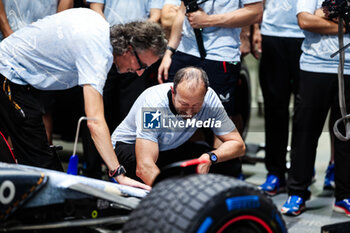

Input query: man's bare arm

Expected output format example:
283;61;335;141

0;0;12;38
167;2;186;51
298;11;341;35
149;8;161;23
187;2;263;29
57;0;73;12
157;2;186;82
197;129;246;174
161;4;180;38
135;138;160;186
90;3;105;18
213;129;246;161
83;85;151;190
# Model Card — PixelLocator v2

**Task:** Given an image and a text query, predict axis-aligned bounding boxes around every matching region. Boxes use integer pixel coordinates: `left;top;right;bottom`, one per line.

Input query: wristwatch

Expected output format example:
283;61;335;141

206;152;218;164
109;165;126;178
166;45;176;55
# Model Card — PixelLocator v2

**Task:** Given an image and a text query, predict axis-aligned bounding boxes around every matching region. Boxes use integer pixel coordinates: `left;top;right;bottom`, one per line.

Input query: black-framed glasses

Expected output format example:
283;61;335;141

130;45;148;71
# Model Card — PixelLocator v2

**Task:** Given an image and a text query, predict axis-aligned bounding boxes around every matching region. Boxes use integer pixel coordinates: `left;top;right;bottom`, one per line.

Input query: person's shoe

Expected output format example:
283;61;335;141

281;195;306;216
258;174;286;196
334;199;350;217
324;163;335;190
237;172;245;181
311;168;316;184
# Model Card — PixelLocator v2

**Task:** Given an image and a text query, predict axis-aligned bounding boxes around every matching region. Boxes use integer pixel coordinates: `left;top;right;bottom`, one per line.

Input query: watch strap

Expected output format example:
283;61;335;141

109;165;126;178
166;45;176;54
206;152;218;164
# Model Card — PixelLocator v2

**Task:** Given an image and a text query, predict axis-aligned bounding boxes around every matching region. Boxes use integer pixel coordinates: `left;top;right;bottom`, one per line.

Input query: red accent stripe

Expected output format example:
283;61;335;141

223;61;227;73
216;215;273;233
337;206;350;215
0;131;17;163
180;158;208;167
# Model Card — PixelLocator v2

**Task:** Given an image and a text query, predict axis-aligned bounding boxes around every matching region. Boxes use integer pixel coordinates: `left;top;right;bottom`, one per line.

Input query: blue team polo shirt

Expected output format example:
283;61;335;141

177;0;262;62
0;8;113;95
86;0;163;25
261;0;304;38
297;0;350;74
0;0;59;41
163;0;180;5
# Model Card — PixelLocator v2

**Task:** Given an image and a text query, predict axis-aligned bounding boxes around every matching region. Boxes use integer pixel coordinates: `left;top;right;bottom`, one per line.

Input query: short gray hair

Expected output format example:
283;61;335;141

173;66;209;93
110;21;167;56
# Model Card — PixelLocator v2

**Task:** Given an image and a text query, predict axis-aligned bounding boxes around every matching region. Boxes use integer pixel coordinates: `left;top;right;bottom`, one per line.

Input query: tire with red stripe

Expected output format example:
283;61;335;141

123;174;287;233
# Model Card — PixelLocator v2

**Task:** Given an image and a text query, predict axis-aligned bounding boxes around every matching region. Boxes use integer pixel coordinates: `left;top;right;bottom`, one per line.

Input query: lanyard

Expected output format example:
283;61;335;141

2;78;26;118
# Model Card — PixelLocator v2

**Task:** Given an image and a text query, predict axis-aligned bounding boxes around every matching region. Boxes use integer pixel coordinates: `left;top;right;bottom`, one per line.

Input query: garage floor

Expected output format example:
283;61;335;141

243;120;350;233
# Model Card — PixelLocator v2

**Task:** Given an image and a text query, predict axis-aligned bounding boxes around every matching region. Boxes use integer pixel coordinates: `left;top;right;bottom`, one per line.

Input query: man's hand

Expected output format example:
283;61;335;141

240;26;251;58
115;174;152;191
187;9;210;29
196;153;211;174
157;50;173;83
251;24;262;59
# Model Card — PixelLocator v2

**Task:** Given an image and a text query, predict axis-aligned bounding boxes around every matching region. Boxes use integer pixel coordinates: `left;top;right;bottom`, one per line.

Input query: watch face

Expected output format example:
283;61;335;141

210;154;218;162
119;165;126;174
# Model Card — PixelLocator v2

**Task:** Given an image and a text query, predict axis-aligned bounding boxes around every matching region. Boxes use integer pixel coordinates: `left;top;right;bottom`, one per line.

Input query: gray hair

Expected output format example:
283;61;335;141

173;66;209;94
110;21;167;56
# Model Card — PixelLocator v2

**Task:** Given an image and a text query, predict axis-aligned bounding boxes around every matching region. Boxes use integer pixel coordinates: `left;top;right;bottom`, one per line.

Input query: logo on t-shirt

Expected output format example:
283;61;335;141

143;110;161;129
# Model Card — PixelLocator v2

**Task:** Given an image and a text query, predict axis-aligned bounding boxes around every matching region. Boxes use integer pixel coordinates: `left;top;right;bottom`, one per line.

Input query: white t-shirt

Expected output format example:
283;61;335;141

0;8;113;95
111;83;236;151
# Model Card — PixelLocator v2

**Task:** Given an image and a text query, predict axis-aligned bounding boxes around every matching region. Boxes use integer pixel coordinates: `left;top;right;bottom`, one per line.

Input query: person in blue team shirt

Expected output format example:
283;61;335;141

0;0;73;145
253;0;305;196
280;0;350;216
0;8;167;190
81;0;163;179
111;67;245;186
0;0;73;40
87;0;162;24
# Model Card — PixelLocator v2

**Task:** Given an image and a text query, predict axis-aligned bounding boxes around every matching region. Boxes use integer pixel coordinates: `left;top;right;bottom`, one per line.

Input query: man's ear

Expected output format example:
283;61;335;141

170;86;175;95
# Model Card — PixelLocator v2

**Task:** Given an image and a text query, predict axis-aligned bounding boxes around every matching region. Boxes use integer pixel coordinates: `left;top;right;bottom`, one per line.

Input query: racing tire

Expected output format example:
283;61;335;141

235;62;252;140
123;174;287;233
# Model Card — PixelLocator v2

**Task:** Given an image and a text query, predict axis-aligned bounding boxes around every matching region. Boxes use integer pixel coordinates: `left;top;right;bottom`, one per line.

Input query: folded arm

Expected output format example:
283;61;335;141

298;9;343;35
187;2;263;29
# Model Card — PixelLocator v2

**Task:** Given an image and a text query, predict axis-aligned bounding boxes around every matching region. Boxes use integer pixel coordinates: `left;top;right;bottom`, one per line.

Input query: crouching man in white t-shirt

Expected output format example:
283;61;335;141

111;67;246;186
